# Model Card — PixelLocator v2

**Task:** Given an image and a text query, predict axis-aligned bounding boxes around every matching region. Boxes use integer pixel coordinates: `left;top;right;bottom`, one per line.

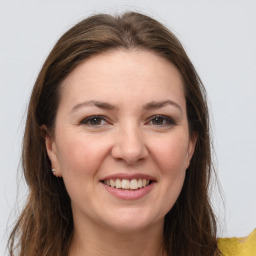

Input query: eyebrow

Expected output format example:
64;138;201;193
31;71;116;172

70;99;182;113
143;100;182;112
71;100;116;113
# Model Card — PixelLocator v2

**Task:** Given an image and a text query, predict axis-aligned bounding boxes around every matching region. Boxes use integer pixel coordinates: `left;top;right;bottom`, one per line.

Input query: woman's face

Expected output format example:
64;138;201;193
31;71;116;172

46;49;196;233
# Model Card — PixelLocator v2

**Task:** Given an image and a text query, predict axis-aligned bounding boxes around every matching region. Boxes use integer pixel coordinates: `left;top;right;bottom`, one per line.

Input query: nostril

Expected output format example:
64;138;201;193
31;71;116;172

111;134;148;164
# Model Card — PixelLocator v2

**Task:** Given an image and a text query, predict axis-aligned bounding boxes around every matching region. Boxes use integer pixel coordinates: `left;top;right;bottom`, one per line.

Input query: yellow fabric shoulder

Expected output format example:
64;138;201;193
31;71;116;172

217;229;256;256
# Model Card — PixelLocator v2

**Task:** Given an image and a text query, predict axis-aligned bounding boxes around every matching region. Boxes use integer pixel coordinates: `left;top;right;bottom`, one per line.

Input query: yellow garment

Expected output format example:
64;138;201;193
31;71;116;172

218;229;256;256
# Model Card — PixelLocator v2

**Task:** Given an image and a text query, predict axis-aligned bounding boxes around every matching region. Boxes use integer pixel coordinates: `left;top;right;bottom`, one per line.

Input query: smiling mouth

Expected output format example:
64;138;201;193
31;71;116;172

101;178;153;190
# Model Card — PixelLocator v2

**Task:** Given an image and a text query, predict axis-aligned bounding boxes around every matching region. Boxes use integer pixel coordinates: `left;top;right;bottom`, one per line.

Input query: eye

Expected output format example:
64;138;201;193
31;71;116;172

80;115;108;126
148;115;176;126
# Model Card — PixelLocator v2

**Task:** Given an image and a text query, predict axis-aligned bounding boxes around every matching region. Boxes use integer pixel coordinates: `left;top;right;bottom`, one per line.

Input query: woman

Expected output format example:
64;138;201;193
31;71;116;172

8;11;255;256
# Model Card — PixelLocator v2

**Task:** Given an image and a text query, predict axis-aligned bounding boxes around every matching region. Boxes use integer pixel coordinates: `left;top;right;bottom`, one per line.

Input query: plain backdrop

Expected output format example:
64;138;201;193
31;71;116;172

1;0;255;254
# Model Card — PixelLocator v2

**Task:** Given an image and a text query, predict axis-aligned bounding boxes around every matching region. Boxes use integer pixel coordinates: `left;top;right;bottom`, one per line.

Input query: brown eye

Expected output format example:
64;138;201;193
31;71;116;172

149;115;176;126
80;115;107;126
152;116;164;125
89;117;103;125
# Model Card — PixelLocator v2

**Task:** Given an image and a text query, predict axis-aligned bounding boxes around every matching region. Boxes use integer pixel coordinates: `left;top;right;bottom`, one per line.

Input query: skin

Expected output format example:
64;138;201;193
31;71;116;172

45;49;197;256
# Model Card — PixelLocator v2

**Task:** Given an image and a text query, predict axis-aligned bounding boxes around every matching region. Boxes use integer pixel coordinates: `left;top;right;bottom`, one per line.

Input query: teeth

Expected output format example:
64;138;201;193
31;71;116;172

103;178;151;190
116;179;122;188
130;179;138;189
121;179;130;189
137;178;142;188
110;179;115;187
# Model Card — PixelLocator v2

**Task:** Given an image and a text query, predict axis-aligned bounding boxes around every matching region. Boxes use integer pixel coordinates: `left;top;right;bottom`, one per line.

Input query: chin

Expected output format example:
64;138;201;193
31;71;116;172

101;208;163;233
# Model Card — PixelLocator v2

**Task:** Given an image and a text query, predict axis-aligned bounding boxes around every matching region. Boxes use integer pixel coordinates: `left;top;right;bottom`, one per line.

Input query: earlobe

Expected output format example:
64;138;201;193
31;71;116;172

41;125;62;177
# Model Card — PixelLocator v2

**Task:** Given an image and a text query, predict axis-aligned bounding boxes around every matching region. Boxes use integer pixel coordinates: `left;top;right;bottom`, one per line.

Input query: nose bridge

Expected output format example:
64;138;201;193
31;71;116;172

111;120;148;164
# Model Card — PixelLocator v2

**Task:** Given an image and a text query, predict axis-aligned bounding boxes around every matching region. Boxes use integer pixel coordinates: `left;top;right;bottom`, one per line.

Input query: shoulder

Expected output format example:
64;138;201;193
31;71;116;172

217;229;256;256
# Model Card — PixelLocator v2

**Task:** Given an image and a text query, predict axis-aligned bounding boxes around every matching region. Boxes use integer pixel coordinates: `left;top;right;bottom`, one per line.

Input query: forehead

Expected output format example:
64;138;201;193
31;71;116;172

59;49;186;111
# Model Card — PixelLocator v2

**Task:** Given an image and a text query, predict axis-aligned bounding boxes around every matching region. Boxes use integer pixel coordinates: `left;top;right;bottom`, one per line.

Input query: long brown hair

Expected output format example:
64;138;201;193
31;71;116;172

8;12;219;256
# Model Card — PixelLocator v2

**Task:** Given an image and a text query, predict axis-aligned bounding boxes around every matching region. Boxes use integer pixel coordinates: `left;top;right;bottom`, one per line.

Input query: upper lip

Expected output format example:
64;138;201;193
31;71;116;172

100;173;156;181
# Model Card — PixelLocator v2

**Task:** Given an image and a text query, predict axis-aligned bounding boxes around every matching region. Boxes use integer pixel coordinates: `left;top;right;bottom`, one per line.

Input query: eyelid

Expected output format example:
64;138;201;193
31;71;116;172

78;114;176;127
146;114;176;126
79;115;110;126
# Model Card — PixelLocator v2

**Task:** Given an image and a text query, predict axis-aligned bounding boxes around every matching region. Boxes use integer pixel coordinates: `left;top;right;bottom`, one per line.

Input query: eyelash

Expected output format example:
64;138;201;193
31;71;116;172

79;115;176;127
79;115;108;126
147;115;176;126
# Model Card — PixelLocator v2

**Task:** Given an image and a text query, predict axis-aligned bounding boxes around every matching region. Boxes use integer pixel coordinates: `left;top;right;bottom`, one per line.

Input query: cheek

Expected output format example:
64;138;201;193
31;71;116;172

55;134;110;206
150;134;188;199
55;133;109;179
155;136;188;211
151;134;189;173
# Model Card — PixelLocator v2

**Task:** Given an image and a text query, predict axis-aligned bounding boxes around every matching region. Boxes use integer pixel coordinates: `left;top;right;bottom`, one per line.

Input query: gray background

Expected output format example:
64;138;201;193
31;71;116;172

1;0;255;254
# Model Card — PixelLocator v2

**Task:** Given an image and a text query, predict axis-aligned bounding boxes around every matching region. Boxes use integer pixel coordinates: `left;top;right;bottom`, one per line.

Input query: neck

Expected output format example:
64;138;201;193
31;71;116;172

69;218;166;256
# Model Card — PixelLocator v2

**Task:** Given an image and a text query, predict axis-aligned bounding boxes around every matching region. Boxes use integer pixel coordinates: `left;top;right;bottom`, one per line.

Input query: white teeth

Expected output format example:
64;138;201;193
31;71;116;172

110;179;115;187
116;179;122;188
103;178;151;190
130;179;138;189
137;178;142;188
121;179;130;189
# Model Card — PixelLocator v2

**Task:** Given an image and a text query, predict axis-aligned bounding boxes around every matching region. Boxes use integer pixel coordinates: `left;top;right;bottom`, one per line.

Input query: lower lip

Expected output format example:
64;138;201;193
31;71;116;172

102;182;154;200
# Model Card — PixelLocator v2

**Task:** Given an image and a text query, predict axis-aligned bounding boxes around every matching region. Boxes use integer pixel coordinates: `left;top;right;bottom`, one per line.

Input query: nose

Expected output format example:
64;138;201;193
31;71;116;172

111;123;148;165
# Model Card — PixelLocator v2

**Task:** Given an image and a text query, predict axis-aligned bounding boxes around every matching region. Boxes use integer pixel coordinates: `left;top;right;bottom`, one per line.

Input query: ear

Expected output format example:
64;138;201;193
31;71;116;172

186;132;197;169
41;125;62;177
